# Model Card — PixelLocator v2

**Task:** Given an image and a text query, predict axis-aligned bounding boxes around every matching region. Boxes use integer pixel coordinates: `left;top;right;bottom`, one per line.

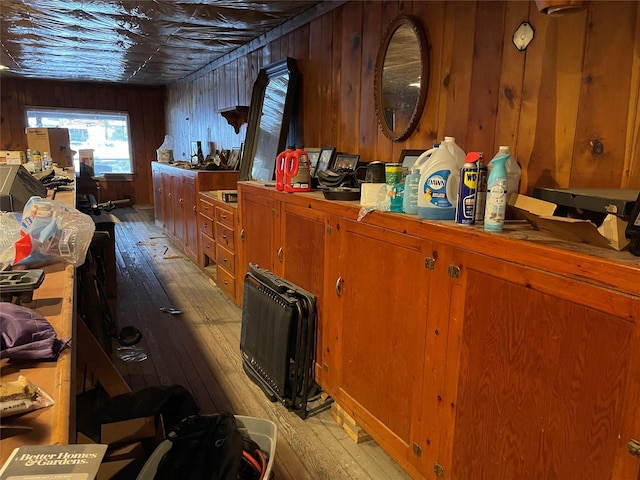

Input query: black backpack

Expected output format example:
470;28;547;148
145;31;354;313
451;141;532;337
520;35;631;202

137;413;269;480
150;414;242;480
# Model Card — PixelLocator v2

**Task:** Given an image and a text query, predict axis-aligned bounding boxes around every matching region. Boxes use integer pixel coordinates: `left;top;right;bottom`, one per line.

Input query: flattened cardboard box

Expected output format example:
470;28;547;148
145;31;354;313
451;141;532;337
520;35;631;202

509;194;629;251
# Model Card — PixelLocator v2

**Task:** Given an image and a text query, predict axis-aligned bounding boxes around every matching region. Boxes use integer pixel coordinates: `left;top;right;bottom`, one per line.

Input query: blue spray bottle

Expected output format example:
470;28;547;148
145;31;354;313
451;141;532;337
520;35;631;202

483;153;510;231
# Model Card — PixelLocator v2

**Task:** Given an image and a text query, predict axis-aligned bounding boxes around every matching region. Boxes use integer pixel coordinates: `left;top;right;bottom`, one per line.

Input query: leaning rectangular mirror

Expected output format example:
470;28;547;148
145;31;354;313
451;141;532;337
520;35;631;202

239;58;300;182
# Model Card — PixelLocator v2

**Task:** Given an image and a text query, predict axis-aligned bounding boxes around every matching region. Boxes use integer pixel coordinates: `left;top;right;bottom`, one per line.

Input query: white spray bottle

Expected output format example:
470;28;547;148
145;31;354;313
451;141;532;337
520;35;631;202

484;153;510;231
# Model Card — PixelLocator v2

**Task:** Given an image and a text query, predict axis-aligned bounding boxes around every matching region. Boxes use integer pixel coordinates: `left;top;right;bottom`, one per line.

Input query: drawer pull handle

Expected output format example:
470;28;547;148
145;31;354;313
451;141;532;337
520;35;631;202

277;247;283;263
221;214;227;219
222;234;227;239
335;277;344;296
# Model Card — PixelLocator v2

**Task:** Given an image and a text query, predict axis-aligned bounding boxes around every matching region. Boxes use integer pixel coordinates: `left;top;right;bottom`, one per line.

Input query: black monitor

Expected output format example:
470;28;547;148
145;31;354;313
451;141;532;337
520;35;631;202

0;164;48;212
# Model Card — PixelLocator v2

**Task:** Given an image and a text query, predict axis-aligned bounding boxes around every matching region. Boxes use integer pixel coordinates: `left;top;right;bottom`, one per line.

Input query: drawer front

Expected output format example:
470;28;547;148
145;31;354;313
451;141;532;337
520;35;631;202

215;206;235;229
200;215;214;237
216;222;235;251
201;231;215;260
216;243;235;275
199;196;215;219
216;266;235;301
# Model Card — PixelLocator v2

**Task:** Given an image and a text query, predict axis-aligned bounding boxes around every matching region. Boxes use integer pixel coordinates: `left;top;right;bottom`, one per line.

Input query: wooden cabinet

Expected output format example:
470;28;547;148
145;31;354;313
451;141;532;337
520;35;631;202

198;191;239;303
151;162;238;264
420;248;640;480
198;193;216;274
239;188;278;275
152;165;163;226
237;181;640;480
214;201;238;302
324;216;432;467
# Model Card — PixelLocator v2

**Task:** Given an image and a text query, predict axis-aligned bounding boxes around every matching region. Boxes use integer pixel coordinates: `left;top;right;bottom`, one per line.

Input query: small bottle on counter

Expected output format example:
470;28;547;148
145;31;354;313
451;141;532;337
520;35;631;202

32;149;42;172
42;151;52;170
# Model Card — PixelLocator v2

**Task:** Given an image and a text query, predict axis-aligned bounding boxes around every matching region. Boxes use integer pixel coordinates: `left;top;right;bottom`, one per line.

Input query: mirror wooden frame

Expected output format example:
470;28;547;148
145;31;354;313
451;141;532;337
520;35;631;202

374;15;429;142
239;57;300;181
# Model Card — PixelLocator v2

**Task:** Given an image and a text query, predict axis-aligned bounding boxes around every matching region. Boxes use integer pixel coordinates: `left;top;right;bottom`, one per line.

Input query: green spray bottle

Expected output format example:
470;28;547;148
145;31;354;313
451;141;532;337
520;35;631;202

483;153;509;231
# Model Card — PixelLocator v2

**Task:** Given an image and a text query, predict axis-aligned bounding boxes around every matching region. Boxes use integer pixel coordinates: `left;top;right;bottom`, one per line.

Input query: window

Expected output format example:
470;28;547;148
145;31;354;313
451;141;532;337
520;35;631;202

26;108;133;175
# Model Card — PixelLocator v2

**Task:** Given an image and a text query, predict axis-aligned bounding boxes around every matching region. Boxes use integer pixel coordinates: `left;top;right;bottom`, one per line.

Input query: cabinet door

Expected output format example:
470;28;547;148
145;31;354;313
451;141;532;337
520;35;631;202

160;172;172;231
182;174;198;262
329;217;432;466
170;173;184;244
437;250;640;480
152;166;163;225
239;190;277;276
279;202;326;384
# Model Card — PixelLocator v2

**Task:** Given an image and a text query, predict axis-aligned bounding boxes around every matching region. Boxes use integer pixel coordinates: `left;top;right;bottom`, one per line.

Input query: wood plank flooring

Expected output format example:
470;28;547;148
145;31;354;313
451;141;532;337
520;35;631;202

107;205;412;480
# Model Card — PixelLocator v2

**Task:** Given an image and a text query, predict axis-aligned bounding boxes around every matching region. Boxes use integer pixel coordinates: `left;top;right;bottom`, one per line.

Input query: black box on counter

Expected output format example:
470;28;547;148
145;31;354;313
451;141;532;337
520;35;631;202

217;189;238;203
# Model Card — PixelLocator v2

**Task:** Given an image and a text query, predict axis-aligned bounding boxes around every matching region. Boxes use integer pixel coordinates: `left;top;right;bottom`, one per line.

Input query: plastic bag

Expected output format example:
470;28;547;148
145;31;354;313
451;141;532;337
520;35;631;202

0;375;55;418
0;212;21;253
0;196;95;267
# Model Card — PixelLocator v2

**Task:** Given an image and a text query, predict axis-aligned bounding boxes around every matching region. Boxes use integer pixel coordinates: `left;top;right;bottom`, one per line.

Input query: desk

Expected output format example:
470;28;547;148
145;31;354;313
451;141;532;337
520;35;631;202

0;189;76;465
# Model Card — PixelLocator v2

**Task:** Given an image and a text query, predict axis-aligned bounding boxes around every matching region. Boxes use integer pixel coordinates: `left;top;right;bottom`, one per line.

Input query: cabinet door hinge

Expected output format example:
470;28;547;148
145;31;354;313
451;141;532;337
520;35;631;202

322;363;329;373
327;226;332;235
447;264;460;278
628;439;640;458
425;257;435;270
434;462;445;477
412;442;422;457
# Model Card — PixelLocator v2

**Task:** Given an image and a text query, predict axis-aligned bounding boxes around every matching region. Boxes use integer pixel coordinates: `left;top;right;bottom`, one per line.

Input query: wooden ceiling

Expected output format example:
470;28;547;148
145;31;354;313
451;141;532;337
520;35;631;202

0;0;324;85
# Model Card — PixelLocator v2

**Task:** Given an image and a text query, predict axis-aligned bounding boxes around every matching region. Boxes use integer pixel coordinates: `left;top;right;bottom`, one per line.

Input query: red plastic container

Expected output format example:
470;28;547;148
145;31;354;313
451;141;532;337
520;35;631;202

284;147;311;193
275;146;294;191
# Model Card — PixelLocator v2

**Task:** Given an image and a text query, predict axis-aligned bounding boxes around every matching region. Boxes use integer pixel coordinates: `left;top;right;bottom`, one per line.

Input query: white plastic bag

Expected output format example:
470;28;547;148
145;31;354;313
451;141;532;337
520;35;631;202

0;196;95;267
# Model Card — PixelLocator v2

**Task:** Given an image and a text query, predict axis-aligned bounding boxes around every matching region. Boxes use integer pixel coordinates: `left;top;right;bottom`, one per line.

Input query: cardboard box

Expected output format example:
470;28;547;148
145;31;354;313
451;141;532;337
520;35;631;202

100;416;157;446
509;194;629;251
0;151;26;164
26;127;73;168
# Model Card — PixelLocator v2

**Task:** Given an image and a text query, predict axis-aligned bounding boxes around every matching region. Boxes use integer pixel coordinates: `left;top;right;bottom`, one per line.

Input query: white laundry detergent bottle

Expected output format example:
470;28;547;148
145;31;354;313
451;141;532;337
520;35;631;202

417;137;466;220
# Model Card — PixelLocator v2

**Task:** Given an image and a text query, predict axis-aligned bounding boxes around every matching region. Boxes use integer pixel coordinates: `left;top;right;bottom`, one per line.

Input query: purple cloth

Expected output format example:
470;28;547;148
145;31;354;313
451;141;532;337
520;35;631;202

0;302;70;360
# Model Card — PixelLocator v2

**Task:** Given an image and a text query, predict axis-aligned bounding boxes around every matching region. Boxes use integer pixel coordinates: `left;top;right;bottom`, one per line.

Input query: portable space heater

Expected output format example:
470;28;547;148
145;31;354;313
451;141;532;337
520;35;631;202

240;264;332;419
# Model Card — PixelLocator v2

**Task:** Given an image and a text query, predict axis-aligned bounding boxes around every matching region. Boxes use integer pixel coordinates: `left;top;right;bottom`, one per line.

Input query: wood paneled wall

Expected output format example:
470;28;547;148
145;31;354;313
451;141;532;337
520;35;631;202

0;78;165;204
167;0;640;193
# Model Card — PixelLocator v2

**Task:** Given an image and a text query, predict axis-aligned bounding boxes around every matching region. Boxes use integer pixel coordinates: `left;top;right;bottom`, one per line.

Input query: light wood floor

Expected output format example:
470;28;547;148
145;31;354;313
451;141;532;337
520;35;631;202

107;205;412;480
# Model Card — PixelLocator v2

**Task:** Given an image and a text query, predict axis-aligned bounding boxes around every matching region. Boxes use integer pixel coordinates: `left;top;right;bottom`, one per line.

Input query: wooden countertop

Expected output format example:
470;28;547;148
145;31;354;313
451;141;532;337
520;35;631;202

0;189;76;465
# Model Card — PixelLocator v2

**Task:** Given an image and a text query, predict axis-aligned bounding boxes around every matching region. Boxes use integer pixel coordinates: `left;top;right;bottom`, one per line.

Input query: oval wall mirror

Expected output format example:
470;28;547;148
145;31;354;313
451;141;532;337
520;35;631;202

374;16;429;142
239;57;299;182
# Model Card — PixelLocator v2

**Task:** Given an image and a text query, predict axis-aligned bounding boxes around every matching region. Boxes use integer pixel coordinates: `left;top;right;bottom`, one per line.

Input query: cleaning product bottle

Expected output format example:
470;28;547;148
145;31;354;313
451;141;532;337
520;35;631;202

32;149;42;173
488;146;521;202
284;146;311;192
417;137;466;220
455;152;483;225
402;168;421;214
275;146;294;191
484;153;510;231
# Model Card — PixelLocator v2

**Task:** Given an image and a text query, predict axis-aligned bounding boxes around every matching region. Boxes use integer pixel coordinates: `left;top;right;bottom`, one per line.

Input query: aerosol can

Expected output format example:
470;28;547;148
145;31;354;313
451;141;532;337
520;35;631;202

455;152;483;225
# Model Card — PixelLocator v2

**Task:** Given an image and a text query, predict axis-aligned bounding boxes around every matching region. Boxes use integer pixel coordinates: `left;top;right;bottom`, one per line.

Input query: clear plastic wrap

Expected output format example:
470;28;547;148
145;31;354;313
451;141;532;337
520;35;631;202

0;375;55;418
0;196;96;268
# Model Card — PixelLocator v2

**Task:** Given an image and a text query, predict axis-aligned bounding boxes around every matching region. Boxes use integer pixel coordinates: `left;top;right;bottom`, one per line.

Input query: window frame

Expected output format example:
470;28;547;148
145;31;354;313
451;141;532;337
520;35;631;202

25;107;134;176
